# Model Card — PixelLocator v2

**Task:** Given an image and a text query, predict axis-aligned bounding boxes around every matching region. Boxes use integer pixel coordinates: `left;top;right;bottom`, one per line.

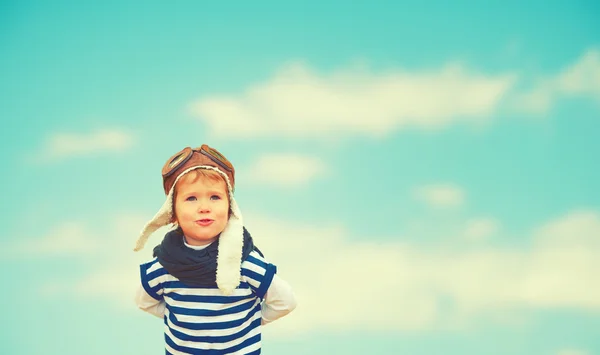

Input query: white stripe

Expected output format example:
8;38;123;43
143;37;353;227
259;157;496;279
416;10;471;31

147;259;162;273
147;277;162;289
249;250;267;263
242;259;267;276
163;286;254;297
165;302;258;324
167;295;254;311
244;278;261;291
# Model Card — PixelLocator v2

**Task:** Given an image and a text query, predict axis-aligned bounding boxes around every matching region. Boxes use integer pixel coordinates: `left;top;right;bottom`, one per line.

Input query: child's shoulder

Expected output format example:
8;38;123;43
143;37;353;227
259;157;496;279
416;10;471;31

243;249;268;266
140;257;166;274
242;249;277;273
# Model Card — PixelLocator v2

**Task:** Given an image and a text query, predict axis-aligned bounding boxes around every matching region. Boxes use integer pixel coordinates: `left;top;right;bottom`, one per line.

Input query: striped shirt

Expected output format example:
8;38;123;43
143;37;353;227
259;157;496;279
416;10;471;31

140;250;277;354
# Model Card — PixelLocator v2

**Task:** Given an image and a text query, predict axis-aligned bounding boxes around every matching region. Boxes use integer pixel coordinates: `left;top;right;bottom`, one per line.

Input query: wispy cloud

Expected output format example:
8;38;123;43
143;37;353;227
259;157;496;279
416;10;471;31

0;222;98;258
33;128;135;162
241;153;329;186
414;183;466;208
514;47;600;113
189;61;516;139
38;213;171;304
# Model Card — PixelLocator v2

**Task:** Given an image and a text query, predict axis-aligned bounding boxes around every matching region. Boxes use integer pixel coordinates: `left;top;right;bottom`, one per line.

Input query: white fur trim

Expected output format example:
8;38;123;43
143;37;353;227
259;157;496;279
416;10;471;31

215;212;243;295
133;196;172;252
133;165;244;295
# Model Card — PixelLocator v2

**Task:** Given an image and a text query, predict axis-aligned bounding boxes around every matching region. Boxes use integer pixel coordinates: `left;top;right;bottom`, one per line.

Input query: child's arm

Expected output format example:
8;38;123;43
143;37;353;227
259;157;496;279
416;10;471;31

261;274;297;325
135;282;166;319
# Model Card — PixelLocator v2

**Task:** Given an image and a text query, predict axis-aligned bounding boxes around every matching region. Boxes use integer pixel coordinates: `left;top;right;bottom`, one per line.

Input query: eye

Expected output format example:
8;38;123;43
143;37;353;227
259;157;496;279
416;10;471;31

210;195;221;201
185;196;197;202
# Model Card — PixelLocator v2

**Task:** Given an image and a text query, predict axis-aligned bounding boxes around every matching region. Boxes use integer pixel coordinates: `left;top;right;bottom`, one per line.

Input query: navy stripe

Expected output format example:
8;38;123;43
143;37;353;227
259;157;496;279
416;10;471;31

148;267;169;280
167;303;260;331
255;264;276;299
167;318;261;344
163;281;252;290
165;332;261;355
165;292;254;304
246;255;267;269
167;299;256;317
246;350;261;355
140;263;163;301
163;281;218;289
241;269;264;283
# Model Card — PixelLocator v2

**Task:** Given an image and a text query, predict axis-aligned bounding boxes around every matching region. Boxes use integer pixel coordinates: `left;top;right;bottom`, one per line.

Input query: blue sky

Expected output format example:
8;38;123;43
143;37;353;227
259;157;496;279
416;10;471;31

1;1;599;354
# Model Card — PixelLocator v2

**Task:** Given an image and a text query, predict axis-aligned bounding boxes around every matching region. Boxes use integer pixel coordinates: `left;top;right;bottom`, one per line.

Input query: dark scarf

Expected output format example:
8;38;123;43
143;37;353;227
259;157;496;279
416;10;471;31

153;226;261;287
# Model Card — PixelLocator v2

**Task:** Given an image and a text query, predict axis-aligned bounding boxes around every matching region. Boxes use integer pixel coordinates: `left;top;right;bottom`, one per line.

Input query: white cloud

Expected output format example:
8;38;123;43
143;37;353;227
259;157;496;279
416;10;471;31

4;213;157;260
189;61;516;139
241;153;329;186
414;183;465;208
191;48;600;134
74;214;172;304
254;210;600;336
514;47;600;113
72;266;141;309
39;209;600;337
0;222;98;258
35;128;135;162
557;49;600;96
463;217;500;241
519;211;600;309
533;210;600;248
37;213;168;305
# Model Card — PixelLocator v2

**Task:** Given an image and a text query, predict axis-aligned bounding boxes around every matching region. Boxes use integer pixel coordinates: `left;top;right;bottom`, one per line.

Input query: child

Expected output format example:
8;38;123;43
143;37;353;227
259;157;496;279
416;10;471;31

133;144;297;354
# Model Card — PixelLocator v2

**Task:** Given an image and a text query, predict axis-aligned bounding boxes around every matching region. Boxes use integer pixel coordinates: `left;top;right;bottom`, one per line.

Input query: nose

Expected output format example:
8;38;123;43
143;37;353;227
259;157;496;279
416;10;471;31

198;201;210;213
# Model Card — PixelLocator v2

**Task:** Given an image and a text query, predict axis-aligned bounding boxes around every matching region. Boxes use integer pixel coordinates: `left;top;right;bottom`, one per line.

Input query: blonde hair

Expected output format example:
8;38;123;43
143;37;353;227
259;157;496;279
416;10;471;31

170;169;231;224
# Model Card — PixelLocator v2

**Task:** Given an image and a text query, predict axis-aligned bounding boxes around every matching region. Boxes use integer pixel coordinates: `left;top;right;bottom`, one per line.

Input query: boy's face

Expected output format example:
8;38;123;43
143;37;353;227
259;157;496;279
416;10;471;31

173;175;230;246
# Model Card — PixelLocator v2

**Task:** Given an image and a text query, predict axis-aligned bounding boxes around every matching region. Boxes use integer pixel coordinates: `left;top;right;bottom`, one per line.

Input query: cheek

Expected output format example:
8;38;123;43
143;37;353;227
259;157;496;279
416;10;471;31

218;205;229;217
175;202;194;219
218;201;230;218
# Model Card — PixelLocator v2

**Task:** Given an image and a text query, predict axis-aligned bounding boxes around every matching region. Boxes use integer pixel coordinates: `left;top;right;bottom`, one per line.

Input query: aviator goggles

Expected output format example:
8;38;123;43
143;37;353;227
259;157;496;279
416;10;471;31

161;144;234;179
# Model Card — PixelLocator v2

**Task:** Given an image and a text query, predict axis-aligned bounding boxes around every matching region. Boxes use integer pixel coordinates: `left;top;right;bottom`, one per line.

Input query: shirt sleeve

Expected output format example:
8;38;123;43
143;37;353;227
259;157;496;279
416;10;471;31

241;250;277;299
135;258;167;318
139;258;166;301
135;283;166;318
261;274;297;324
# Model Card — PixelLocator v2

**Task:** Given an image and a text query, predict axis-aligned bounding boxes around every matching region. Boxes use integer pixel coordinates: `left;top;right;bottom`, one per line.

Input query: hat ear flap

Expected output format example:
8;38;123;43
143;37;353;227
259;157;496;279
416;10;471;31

216;173;244;295
215;208;244;295
133;190;174;251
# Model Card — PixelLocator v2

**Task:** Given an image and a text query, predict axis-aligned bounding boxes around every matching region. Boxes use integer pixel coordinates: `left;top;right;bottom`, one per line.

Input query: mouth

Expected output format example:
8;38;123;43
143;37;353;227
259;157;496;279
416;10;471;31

196;219;214;226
